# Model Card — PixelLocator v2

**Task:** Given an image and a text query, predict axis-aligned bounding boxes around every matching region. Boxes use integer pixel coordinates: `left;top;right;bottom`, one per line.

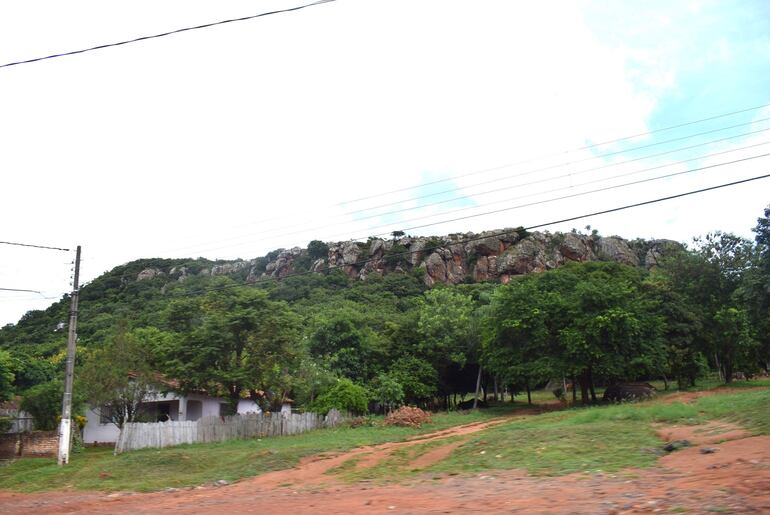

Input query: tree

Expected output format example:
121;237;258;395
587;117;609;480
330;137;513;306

307;240;330;261
79;326;162;428
417;288;481;405
713;307;756;382
371;373;405;413
0;350;15;402
645;273;707;389
741;204;770;371
21;380;83;431
311;378;369;415
160;288;302;411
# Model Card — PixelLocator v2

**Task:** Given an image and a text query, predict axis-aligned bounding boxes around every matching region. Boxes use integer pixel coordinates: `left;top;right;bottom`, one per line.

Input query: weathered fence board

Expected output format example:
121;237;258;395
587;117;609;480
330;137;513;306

115;410;344;453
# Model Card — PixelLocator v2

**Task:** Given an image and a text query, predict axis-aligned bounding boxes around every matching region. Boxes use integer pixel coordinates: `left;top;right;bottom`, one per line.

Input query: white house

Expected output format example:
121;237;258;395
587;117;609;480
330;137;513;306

83;391;261;444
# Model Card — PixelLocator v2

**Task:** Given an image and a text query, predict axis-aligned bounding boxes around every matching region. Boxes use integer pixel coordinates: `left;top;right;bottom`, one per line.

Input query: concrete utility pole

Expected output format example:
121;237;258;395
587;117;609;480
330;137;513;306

58;245;81;466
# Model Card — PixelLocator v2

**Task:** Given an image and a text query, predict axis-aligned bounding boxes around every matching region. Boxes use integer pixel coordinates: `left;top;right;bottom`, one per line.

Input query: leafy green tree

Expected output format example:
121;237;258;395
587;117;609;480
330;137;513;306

311;378;369;415
388;356;438;404
307;240;330;261
713;307;756;382
0;350;15;402
20;380;83;431
645;274;707;389
417;287;481;405
741;204;770;371
371;373;405;412
160;288;302;411
79;326;162;428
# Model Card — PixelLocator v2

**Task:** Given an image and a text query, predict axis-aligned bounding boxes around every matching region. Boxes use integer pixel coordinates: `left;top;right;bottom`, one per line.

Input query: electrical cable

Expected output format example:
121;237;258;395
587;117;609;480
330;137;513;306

0;0;336;69
165;127;770;257
0;241;70;251
187;146;770;255
176;170;770;297
337;102;770;206
161;101;770;249
0;287;43;294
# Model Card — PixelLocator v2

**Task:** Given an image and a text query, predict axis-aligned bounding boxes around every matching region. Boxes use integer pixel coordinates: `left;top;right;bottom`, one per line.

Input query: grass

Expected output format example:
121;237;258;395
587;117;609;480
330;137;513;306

1;382;768;492
0;408;499;492
426;387;770;478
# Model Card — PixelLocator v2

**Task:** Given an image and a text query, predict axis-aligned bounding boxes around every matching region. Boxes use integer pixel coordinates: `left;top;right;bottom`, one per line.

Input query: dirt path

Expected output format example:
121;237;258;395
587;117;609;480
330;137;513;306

1;391;769;514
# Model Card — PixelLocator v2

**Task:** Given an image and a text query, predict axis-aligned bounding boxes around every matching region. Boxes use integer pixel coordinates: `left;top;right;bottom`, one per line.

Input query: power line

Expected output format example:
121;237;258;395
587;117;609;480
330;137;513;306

0;0;336;69
177;170;770;297
188;145;770;255
346;151;770;240
159;118;770;257
161;101;770;251
337;102;770;206
0;287;43;294
0;240;70;252
170;129;770;256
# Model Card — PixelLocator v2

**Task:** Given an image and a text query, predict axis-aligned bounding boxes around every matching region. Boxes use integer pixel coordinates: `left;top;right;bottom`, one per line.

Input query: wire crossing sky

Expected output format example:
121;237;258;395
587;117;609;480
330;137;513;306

0;0;336;69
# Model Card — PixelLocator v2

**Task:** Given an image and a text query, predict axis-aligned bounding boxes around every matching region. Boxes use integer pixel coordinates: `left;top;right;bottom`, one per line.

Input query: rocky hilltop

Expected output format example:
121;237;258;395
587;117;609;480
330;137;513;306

136;229;682;287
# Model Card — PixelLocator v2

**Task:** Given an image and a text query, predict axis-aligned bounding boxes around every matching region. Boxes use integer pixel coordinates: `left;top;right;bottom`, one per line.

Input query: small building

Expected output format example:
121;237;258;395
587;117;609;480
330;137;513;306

83;391;260;444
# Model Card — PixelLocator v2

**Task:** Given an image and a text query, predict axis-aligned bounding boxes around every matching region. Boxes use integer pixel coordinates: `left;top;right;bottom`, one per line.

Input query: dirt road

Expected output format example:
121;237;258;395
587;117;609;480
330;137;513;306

2;391;769;514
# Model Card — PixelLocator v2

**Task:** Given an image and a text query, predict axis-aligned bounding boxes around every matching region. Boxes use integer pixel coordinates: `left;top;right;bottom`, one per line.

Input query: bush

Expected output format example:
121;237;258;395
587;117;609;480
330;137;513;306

311;378;369;415
20;380;64;430
383;406;432;428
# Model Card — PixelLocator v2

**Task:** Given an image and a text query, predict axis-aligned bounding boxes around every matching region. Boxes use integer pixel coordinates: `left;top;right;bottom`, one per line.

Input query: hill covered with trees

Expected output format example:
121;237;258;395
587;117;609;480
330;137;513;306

1;209;769;426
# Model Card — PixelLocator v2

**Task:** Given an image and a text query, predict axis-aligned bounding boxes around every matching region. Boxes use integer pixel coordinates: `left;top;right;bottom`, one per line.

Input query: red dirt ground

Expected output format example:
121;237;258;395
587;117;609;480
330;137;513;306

1;389;769;514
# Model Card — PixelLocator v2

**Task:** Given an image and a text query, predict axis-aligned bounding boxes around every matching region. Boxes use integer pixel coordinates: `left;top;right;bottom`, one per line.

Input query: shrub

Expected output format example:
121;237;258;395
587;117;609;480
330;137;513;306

383;406;432;428
311;378;369;415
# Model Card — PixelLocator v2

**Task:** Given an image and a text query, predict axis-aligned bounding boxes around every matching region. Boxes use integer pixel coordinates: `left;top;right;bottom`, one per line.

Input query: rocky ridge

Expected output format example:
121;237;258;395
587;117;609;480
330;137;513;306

136;229;682;287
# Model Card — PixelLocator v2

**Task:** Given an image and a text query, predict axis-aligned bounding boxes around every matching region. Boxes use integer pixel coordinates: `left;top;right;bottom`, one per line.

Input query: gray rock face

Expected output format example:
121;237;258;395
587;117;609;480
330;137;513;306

211;261;249;276
137;268;163;281
497;238;548;276
559;233;593;262
595;236;639;266
153;228;682;288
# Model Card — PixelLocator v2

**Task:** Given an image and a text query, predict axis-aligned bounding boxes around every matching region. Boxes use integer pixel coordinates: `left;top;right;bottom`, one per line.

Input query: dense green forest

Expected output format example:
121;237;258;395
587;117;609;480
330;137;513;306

1;205;769;427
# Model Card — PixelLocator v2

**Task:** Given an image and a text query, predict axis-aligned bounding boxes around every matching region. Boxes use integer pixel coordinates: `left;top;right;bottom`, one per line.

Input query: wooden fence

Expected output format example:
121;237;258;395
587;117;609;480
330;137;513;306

114;410;345;454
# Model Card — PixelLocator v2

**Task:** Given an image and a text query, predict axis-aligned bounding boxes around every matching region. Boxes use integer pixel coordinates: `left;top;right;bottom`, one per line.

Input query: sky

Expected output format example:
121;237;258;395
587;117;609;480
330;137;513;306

1;0;770;326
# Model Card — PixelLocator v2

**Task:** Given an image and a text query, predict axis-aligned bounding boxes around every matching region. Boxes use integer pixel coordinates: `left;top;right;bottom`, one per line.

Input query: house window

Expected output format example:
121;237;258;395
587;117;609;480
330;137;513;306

99;405;113;424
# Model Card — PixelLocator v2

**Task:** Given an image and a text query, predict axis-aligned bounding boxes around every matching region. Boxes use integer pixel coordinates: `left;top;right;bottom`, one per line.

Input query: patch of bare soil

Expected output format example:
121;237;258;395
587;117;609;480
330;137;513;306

659;386;766;405
2;398;769;514
657;420;752;446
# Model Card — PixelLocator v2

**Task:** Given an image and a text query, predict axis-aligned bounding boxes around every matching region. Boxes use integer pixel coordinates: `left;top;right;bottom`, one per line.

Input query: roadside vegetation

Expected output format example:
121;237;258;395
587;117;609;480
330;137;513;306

1;385;768;492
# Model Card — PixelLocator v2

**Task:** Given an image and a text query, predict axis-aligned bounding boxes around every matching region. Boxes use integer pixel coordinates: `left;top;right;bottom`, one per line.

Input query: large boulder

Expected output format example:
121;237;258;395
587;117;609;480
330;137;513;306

603;382;655;403
136;268;163;281
497;238;548;276
595;236;638;266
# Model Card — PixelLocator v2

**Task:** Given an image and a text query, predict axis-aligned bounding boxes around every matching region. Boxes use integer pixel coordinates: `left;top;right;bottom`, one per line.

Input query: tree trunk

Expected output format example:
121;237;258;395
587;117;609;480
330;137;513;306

472;366;482;409
588;366;597;403
493;377;499;402
579;371;589;405
714;352;723;382
571;376;577;403
661;373;669;391
526;383;532;405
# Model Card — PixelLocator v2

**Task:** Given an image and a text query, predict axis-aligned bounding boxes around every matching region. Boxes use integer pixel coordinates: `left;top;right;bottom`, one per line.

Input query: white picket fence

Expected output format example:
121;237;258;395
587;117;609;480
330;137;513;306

114;410;346;454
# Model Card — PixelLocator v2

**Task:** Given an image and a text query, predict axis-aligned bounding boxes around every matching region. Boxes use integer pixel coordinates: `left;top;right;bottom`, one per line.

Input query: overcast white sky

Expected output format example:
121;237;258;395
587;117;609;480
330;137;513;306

1;0;769;326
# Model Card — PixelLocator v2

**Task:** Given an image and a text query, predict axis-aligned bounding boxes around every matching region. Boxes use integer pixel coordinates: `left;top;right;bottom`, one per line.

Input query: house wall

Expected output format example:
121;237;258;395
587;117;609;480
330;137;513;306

83;393;262;443
83;407;120;444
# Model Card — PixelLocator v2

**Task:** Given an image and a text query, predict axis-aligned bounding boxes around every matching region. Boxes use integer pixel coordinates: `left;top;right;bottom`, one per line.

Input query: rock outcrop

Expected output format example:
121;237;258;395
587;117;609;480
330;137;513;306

132;229;682;288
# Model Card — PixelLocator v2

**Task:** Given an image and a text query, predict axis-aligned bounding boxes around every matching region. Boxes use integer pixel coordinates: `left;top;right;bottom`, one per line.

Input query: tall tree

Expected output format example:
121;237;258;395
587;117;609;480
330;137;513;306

79;326;162;428
160;288;301;411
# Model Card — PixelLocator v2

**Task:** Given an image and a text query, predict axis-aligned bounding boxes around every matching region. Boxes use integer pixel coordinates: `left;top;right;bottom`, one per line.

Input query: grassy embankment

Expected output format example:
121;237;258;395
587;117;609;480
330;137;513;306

0;407;502;492
1;380;768;492
334;381;770;482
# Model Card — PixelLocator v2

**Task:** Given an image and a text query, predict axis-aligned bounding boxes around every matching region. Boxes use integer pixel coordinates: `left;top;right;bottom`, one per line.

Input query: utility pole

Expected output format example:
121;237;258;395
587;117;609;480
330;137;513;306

58;245;81;466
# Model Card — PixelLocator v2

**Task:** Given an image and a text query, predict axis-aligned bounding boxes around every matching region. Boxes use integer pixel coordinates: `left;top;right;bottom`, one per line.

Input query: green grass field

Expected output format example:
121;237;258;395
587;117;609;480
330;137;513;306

1;383;768;492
